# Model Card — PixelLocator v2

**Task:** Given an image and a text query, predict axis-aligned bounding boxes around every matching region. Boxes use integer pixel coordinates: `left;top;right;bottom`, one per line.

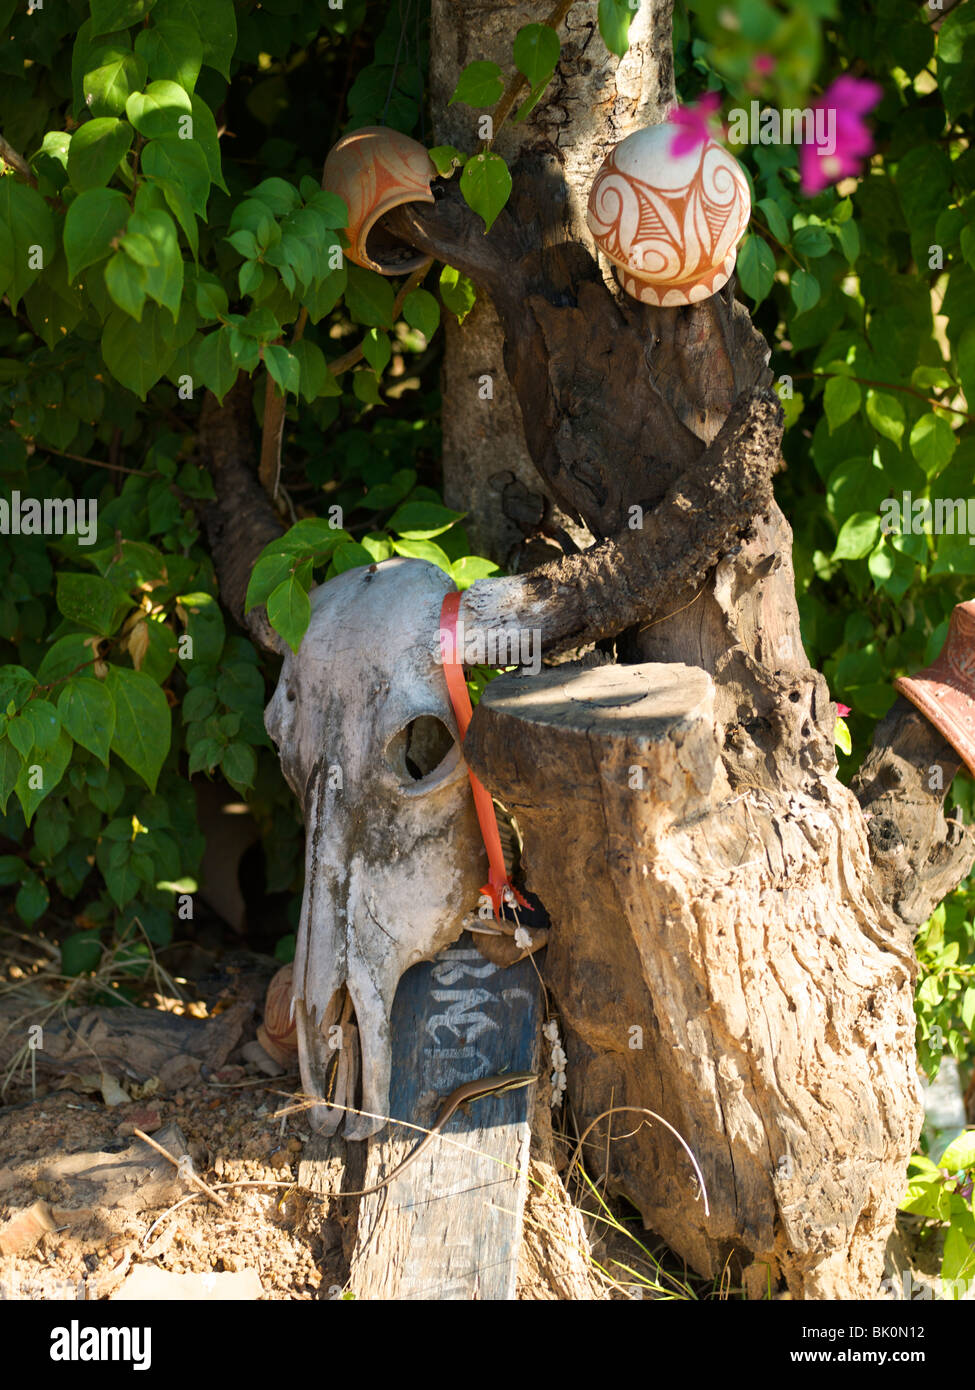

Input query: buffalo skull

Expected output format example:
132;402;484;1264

265;557;486;1139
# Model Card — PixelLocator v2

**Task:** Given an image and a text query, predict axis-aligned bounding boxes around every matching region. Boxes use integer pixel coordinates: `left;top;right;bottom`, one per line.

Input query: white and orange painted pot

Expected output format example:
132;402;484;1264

587;124;751;307
322;125;437;276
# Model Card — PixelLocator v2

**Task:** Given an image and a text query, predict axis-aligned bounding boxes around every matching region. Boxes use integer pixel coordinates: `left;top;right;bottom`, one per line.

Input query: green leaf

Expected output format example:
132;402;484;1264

792;225;831;259
452;555;501;589
598;0;638;57
331;541;375;574
7;717;33;760
125;80;192;138
177;591;225;667
91;0;157;33
449;61;504;108
344;265;395;327
66;117;133;192
193;327;237;402
61;931;103;976
57;678;116;764
292;340;329;403
105;250;147;320
266;576;311;654
252;177;301;216
823;375;861;432
221;741;256;790
64;187;130;282
56;572;130;635
391;538;452;573
264;344;301;398
245;552;297;612
134;21;203;92
0;179;57;308
16;873;49;925
938;2;975;121
910;413;957;479
513;24;560;88
362;329;391;375
790;268;820;315
0;740;17;814
833;512;882;561
403;288;440;339
272;519;350;557
102;302;178;397
83;50;147;117
141;135;210;217
428;145;466;177
939;1131;975;1172
154;0;237;80
353;370;382;406
389;501;465;539
736;234;775;304
194;271;227;320
15;728;73;825
756;197;789;244
190;93;228;193
105;665;171;791
0;855;25;887
126;204;182;317
439;265;476;323
460;152;512;234
865;391;905;446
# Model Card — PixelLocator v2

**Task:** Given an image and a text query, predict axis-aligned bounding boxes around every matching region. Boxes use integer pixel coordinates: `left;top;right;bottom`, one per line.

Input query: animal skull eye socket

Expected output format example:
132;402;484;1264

385;716;456;782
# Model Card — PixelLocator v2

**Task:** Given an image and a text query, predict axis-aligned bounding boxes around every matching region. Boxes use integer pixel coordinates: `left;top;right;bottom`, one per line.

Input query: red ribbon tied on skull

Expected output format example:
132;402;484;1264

439;590;530;924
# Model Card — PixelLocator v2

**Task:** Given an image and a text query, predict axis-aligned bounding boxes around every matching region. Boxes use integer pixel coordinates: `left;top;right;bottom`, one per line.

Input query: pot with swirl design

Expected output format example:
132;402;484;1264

258;962;299;1065
895;600;975;777
322;125;437;276
586;123;751;307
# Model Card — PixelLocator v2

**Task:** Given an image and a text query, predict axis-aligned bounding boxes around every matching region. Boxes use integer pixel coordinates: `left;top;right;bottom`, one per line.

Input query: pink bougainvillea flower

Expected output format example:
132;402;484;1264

753;53;775;76
835;703;851;717
668;92;722;156
799;74;883;194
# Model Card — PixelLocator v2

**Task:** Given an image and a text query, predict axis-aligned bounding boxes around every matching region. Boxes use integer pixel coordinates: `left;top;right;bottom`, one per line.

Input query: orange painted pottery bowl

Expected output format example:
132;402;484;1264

586;123;751;306
322;125;436;275
895;600;975;777
258;962;299;1064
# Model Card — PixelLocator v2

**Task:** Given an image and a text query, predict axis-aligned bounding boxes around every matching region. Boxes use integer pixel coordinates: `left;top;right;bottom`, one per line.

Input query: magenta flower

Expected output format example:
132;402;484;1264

800;74;882;194
836;702;851;717
754;54;775;76
668;92;722;156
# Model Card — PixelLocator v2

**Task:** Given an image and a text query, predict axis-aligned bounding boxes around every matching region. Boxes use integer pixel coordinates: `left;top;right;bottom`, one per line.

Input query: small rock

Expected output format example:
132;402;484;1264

0;1200;57;1256
115;1106;163;1137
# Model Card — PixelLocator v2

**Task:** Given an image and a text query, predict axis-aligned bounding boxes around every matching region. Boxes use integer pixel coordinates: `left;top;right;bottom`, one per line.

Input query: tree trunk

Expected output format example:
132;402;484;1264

430;0;677;565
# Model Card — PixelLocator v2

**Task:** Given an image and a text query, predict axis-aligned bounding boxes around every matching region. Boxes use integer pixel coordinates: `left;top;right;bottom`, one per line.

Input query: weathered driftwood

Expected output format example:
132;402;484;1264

0;998;251;1093
465;661;923;1298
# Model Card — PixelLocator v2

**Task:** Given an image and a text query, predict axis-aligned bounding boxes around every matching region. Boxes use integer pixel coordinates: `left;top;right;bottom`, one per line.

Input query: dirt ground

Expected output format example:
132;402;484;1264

0;919;942;1302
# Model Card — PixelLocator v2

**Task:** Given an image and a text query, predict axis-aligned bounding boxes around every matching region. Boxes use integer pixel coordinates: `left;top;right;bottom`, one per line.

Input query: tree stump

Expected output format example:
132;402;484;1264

465;661;923;1298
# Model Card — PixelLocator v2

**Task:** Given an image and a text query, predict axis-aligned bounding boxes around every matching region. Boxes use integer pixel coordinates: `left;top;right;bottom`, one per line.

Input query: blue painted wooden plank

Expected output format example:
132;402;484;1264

349;932;542;1300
